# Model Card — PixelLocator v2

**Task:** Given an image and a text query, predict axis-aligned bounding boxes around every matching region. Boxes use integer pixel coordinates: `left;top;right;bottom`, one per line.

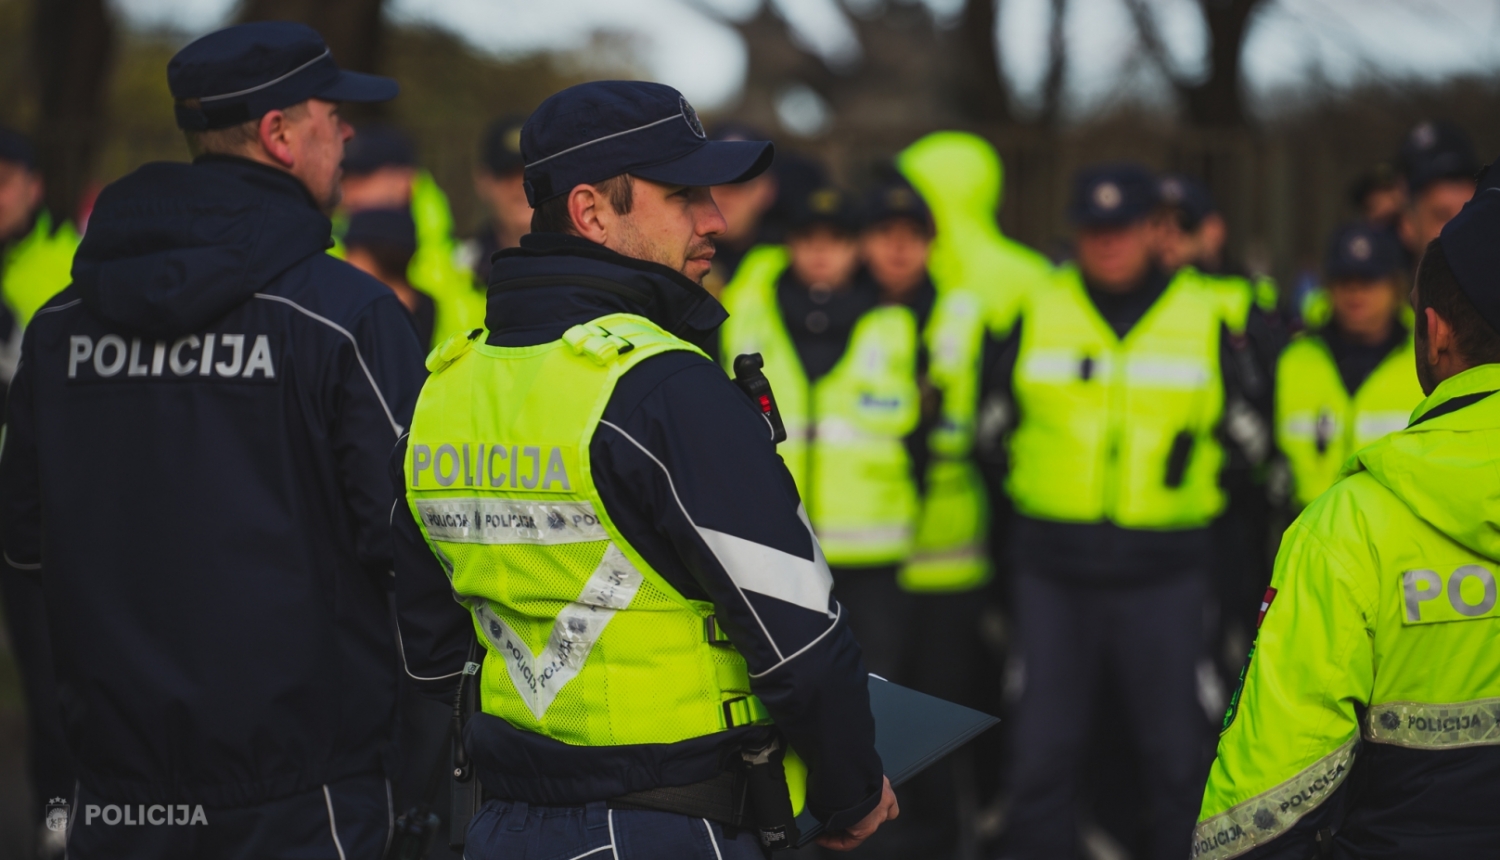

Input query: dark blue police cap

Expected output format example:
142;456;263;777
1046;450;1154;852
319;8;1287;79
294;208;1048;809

342;124;417;175
1068;163;1159;227
0;126;36;171
1159;173;1215;229
863;177;932;233
521;81;774;207
789;185;861;235
1437;180;1500;334
345;207;417;253
1324;221;1400;282
480;114;528;175
169;22;398;131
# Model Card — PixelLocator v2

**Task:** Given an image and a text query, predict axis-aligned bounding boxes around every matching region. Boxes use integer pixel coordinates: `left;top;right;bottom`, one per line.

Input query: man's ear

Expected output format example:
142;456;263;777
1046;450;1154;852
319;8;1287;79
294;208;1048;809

1424;306;1452;366
568;185;608;243
257;109;295;169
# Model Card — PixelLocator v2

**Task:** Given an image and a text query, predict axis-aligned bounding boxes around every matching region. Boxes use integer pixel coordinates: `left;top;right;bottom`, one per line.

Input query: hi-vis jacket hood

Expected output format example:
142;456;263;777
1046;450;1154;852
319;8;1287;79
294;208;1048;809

72;156;331;338
1347;362;1500;562
897;132;1052;327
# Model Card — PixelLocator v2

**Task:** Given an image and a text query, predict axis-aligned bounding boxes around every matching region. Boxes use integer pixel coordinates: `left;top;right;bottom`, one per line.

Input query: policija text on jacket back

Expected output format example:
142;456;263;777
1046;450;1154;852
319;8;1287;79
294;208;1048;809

392;80;899;859
0;22;431;860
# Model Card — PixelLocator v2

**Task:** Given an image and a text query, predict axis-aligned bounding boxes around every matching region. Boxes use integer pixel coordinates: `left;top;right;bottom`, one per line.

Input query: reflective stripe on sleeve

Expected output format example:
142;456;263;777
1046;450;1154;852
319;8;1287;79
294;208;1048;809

1191;738;1355;860
1364;697;1500;749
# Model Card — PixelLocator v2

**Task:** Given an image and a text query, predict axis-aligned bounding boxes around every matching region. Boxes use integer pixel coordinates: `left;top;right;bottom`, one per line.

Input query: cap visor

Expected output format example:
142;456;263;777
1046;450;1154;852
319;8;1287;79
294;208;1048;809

316;70;399;104
633;140;774;188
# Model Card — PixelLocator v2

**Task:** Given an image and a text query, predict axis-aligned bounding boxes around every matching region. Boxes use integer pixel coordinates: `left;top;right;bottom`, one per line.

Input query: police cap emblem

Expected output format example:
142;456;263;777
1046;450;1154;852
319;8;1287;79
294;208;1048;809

1093;181;1122;211
810;188;842;213
1412;121;1437;150
1349;235;1372;261
680;96;706;140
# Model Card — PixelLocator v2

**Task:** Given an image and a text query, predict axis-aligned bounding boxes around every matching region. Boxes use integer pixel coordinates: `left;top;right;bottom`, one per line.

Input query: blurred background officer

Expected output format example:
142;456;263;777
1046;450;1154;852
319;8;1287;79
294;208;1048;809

1158;173;1278;319
720;182;922;685
991;163;1270;860
344;206;435;348
0;125;78;859
704;123;779;296
340;123;485;344
1396;119;1479;264
466;114;532;286
394;79;897;859
0;22;426;858
1194;171;1500;859
1274;222;1422;513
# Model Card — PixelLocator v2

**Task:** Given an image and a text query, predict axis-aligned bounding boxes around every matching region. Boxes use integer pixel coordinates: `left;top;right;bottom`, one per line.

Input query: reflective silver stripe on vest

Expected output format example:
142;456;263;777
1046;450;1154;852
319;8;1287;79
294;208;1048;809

1365;697;1500;749
1190;738;1355;860
415;499;607;544
471;542;643;720
1124;356;1211;389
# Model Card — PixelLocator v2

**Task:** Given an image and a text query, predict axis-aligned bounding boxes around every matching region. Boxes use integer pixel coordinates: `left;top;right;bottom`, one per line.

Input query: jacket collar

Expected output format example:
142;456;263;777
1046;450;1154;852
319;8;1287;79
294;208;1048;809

1409;363;1500;426
193;154;327;215
486;232;727;348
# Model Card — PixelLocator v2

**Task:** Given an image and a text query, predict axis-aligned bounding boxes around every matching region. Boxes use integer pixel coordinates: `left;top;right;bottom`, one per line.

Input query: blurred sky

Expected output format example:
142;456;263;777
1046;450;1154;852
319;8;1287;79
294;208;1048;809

114;0;1500;116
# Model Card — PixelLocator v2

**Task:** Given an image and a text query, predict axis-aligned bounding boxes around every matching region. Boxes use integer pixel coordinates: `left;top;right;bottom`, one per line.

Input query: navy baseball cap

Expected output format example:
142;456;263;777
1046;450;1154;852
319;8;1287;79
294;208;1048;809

1068;163;1159;227
789;185;861;235
169;22;398;131
521;81;774;206
345;207;417;253
1437;181;1500;334
480;114;528;175
0;127;36;171
1398;120;1479;195
863;177;932;233
343;124;417;175
1324;222;1401;282
1158;174;1215;229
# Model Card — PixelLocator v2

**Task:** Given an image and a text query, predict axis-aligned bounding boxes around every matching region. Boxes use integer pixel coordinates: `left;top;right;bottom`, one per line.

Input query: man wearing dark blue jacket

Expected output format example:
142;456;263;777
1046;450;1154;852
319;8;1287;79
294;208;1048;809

0;22;427;859
393;81;896;858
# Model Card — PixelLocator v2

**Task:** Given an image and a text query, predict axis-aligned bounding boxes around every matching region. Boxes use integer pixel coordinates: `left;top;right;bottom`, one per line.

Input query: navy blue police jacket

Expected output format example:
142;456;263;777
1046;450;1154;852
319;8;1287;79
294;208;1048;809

0;156;428;807
393;233;885;831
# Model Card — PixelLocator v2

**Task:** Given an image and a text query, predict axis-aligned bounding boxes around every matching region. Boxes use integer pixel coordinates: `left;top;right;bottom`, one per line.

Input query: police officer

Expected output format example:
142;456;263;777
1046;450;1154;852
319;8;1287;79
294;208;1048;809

1193;171;1500;859
0;125;79;859
1274;222;1423;512
468;114;532;285
991;163;1270;860
1396;119;1479;264
344;207;436;347
393;80;897;858
719;182;922;684
705;123;779;296
340;123;486;344
0;22;426;858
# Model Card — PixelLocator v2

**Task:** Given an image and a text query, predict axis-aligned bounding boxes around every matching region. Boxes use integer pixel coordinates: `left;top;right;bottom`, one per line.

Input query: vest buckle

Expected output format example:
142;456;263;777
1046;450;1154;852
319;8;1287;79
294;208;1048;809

563;323;636;365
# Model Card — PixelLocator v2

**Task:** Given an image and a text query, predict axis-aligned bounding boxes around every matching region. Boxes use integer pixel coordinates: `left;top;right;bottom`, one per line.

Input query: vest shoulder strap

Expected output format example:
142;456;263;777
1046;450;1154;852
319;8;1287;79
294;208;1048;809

563;313;707;367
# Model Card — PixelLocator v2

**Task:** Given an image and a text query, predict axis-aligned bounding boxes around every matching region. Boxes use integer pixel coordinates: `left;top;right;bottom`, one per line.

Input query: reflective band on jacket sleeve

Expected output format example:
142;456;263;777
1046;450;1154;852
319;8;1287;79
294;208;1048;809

1365;697;1500;749
1354;411;1413;441
415;499;607;544
1191;738;1355;860
470;542;643;720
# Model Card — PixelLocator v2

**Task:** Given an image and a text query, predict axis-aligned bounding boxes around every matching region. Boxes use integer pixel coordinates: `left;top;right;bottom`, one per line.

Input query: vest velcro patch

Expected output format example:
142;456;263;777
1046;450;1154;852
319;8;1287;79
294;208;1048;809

416;499;606;545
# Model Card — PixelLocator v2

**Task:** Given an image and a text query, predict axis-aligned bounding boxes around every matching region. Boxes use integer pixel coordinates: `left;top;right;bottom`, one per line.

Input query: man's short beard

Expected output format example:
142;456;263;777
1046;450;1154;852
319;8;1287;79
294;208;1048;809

611;217;714;284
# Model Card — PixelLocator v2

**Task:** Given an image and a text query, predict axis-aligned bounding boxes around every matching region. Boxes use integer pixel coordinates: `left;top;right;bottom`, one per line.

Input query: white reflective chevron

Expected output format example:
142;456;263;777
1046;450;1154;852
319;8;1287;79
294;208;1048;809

472;543;643;719
695;505;834;617
416;499;607;545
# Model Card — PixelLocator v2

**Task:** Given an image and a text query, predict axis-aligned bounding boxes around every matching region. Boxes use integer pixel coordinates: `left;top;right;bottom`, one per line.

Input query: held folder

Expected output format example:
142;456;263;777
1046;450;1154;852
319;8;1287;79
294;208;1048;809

794;675;1000;846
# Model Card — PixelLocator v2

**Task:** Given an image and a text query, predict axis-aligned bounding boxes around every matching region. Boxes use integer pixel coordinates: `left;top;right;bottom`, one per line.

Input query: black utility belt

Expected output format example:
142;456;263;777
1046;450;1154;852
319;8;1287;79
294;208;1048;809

608;735;802;851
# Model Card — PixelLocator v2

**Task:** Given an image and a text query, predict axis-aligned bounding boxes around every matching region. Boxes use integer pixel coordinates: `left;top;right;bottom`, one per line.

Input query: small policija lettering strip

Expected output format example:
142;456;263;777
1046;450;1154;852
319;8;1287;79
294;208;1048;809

1365;697;1500;749
416;499;607;545
1190;738;1355;860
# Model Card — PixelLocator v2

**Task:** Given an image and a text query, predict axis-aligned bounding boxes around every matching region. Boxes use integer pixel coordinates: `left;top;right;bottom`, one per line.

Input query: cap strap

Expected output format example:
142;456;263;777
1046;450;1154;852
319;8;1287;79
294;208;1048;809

199;48;331;102
525;114;680;170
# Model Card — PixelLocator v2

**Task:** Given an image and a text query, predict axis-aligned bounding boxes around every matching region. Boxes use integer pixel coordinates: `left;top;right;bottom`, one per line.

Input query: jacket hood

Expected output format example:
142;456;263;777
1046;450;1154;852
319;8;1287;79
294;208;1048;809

1348;363;1500;561
72;156;331;338
486;233;727;349
898;131;1004;224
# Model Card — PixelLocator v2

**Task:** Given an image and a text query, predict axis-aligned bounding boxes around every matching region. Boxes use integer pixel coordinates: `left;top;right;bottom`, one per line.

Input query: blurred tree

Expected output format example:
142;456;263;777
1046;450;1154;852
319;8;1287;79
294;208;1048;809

1121;0;1268;127
1038;0;1069;126
955;0;1012;124
32;0;116;220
